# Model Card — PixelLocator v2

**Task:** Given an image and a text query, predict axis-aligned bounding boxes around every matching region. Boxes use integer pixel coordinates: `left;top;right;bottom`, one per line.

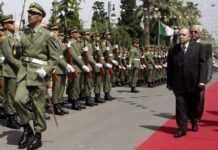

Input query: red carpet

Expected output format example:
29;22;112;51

136;82;218;150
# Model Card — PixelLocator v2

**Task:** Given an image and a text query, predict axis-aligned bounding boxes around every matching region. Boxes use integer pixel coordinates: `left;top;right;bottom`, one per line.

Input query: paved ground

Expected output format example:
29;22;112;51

0;73;217;150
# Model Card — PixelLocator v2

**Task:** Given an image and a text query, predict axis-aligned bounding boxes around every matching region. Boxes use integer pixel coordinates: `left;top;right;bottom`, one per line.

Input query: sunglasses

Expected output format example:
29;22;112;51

28;11;41;16
191;30;198;34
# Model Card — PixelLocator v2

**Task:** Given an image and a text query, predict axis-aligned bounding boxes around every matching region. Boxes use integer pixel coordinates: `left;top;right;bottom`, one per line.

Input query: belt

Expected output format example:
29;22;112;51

133;58;140;61
23;57;47;65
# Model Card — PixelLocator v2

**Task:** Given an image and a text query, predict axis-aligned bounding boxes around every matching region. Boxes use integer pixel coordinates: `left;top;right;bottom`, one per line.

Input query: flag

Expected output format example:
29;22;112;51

159;22;174;36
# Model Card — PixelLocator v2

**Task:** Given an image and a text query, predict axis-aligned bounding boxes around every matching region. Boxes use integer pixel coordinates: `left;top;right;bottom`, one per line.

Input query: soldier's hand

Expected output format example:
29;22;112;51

66;64;75;73
112;60;118;66
127;64;131;68
36;68;46;78
96;63;103;68
105;63;112;68
82;65;90;72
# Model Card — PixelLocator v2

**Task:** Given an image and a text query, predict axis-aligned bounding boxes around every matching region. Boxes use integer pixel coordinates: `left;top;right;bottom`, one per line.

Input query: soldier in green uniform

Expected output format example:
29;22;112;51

80;31;97;106
0;14;21;129
67;28;90;109
91;33;105;103
48;24;70;115
13;3;60;149
128;39;140;93
101;32;115;100
0;24;5;118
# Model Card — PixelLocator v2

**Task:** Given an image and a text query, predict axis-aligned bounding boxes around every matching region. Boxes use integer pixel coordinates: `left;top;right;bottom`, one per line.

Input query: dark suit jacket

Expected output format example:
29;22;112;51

167;41;207;93
201;43;213;82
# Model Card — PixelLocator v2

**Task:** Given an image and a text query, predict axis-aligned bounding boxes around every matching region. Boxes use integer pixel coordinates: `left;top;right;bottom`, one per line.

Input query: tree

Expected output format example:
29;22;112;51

91;1;108;33
49;0;82;32
119;0;142;39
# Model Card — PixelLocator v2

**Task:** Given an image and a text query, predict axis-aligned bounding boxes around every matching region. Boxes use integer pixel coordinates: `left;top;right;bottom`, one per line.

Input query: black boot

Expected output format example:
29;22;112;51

104;92;115;101
85;97;96;106
71;100;82;110
54;104;65;115
27;132;42;150
95;94;105;103
131;87;139;93
18;124;33;149
6;114;21;129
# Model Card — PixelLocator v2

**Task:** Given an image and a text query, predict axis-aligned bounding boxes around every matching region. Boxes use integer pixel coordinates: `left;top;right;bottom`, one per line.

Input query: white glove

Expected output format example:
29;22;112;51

105;63;112;68
112;60;118;66
67;42;72;48
127;64;131;68
96;63;103;68
36;68;46;78
66;64;75;73
82;65;90;72
47;87;52;97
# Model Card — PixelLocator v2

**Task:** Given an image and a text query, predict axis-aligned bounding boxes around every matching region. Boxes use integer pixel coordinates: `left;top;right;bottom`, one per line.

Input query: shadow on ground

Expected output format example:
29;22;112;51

140;125;176;135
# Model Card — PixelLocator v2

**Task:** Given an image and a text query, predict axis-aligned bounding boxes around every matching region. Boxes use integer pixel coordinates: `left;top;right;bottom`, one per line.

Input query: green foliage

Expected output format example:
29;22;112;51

111;26;132;48
49;0;81;32
119;0;142;38
91;1;108;33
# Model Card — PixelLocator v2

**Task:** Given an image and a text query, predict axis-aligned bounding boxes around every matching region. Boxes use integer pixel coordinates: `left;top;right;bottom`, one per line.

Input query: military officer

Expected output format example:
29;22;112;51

128;39;140;93
13;3;67;150
0;14;21;129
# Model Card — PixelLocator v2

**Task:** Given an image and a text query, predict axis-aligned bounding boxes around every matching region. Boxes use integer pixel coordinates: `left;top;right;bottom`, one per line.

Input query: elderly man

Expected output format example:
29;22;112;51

191;25;213;121
167;27;207;138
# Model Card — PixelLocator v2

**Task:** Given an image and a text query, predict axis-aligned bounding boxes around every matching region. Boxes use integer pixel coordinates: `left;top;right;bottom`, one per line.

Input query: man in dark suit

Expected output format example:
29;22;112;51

167;28;207;138
191;25;213;120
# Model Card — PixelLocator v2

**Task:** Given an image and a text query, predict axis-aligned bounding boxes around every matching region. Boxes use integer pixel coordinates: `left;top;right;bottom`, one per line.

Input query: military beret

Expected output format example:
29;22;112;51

0;14;14;24
28;2;46;17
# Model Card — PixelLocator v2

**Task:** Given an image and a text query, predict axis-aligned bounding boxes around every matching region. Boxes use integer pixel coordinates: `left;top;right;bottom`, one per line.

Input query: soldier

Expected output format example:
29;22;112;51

48;24;70;115
67;28;90;109
0;24;5;118
91;33;105;103
0;14;21;129
128;39;140;93
13;3;64;149
101;32;115;100
80;31;98;106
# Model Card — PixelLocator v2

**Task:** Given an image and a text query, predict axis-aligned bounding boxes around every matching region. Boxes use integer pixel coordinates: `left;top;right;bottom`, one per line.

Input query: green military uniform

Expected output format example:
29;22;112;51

67;32;87;109
101;37;114;100
13;4;60;141
1;30;20;116
80;34;96;106
0;27;4;104
129;40;140;92
92;38;105;103
48;25;69;115
0;15;22;129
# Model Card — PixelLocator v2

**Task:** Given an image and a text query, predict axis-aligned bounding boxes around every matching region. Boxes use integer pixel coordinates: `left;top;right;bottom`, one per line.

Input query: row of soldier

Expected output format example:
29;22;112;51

0;2;168;150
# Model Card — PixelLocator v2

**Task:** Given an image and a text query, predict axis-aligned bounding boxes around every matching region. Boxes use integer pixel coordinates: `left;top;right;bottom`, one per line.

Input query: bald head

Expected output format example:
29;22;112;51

179;28;191;44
